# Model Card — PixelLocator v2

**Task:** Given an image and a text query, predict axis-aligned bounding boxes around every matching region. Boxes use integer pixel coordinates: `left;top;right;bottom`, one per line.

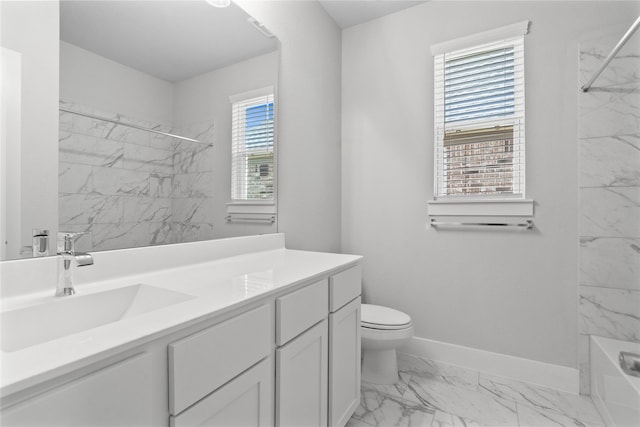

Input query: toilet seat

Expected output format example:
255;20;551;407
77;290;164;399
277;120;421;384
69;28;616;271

361;304;412;330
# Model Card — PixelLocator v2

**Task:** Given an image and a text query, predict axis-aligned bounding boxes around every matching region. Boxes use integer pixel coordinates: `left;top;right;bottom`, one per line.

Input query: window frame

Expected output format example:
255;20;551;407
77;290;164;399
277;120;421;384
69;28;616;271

428;21;533;217
227;86;277;214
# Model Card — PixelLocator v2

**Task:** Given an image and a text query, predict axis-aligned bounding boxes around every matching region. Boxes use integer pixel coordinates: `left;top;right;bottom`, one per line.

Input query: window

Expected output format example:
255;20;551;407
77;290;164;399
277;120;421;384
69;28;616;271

230;88;275;201
433;23;527;200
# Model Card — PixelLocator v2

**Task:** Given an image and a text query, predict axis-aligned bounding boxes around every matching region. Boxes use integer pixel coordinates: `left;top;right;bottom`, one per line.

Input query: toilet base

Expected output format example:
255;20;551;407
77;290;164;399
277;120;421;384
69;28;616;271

361;348;399;385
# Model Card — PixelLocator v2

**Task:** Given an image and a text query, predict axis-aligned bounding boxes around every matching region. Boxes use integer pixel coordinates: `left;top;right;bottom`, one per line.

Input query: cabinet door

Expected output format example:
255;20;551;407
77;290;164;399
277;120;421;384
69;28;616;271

1;353;152;427
170;357;273;427
276;319;328;427
329;297;361;427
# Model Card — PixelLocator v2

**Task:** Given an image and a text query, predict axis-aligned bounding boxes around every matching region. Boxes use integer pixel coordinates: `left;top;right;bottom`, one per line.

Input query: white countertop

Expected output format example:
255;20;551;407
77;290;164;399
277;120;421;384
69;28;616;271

0;235;361;397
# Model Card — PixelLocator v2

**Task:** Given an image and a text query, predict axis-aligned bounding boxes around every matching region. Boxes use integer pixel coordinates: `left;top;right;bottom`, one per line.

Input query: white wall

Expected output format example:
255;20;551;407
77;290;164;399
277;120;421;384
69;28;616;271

341;1;639;368
60;41;174;125
0;1;59;258
1;47;22;260
174;51;279;239
236;0;342;253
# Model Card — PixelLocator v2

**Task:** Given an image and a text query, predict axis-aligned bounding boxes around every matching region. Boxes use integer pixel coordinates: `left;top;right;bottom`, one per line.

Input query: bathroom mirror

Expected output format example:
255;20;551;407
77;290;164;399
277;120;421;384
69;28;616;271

1;0;279;261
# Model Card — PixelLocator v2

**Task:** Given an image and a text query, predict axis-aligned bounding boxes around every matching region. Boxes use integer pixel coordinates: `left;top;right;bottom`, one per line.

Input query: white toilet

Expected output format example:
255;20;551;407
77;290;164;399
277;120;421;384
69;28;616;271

361;304;414;385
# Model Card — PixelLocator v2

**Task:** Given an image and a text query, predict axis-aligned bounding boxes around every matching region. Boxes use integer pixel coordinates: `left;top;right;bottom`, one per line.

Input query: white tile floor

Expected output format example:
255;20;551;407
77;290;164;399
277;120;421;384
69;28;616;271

347;353;605;427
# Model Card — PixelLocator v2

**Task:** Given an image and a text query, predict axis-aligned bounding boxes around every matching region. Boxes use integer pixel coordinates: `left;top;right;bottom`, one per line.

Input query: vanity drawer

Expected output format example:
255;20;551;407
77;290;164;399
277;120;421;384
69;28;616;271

329;265;361;312
168;304;272;415
276;279;328;346
170;357;273;427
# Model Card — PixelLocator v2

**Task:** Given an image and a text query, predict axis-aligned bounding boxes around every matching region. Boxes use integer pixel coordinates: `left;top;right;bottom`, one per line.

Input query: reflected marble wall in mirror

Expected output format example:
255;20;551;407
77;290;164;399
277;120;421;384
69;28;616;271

0;0;279;260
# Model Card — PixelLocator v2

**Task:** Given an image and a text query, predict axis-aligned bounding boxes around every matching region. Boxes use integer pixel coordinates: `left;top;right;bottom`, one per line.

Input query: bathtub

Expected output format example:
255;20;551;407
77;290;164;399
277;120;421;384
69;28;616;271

591;336;640;427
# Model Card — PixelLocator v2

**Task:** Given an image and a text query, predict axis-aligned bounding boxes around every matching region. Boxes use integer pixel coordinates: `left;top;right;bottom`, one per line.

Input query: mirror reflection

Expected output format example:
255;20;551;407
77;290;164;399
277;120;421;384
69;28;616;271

1;0;279;261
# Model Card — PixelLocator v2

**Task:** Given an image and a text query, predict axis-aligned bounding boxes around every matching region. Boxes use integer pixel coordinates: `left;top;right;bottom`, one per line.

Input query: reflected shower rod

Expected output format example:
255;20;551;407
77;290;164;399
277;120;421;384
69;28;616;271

59;107;213;146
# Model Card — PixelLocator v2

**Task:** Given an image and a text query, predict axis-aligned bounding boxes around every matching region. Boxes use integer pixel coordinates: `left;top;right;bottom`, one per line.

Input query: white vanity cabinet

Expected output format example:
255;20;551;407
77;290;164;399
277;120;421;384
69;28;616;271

329;297;361;427
328;266;362;427
275;266;362;427
1;260;362;427
0;353;153;427
275;279;329;427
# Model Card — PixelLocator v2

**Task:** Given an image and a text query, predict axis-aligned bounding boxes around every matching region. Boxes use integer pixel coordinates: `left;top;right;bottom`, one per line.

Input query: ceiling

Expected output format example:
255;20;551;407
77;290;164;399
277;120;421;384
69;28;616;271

60;1;278;83
318;0;427;29
59;1;426;83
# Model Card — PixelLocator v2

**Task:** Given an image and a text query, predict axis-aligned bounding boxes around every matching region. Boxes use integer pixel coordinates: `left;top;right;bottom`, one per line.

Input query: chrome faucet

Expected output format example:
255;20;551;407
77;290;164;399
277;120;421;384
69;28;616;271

32;229;50;257
56;232;93;297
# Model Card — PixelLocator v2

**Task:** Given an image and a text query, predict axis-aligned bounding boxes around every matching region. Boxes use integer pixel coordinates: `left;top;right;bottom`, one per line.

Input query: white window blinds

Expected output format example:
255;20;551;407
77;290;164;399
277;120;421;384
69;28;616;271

231;89;275;201
434;34;525;198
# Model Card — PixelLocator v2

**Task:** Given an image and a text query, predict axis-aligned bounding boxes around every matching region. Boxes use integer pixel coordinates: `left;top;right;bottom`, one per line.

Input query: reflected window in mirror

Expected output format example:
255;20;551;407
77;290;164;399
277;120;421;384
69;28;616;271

230;87;275;203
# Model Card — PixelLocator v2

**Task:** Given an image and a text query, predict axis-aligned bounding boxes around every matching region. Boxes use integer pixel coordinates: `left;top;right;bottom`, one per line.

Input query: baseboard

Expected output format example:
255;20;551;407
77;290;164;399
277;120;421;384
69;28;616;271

399;336;579;394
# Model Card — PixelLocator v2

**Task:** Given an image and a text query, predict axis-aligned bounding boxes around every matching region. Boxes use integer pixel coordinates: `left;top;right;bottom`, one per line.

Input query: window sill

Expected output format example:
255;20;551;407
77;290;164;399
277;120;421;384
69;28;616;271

427;198;534;217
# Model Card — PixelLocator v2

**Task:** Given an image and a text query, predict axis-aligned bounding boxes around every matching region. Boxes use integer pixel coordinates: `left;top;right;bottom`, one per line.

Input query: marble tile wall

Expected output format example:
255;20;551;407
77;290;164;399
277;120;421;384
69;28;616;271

171;123;215;244
59;101;214;252
578;33;640;394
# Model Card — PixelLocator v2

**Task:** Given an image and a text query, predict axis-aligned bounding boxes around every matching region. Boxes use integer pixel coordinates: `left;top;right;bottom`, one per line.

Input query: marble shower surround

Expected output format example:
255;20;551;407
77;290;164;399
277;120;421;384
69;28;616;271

578;32;640;394
59;101;215;251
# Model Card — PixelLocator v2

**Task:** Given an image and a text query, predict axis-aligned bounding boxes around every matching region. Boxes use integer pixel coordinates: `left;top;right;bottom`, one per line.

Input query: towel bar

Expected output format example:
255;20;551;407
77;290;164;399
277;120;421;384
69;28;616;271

225;215;276;224
430;219;533;229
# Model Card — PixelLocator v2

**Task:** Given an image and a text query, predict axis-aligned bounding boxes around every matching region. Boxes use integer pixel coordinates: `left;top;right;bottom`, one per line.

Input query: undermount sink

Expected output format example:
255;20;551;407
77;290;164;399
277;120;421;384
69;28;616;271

1;284;194;353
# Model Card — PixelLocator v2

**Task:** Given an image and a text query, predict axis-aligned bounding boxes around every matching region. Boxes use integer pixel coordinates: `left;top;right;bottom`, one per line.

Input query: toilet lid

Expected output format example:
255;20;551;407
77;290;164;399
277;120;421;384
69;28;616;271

361;304;412;330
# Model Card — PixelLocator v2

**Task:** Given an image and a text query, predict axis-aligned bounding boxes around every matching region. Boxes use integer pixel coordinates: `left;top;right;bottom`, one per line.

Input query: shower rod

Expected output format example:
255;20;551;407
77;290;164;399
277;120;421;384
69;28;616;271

59;107;213;146
581;15;640;92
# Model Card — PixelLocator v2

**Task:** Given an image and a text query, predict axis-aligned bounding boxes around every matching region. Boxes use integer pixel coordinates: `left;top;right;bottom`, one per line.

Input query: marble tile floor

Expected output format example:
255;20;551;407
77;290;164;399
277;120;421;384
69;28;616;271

346;353;605;427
